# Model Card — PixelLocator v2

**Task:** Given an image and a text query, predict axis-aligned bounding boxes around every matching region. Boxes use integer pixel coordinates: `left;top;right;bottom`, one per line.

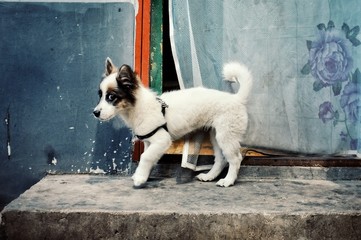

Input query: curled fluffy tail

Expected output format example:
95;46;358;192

223;62;253;104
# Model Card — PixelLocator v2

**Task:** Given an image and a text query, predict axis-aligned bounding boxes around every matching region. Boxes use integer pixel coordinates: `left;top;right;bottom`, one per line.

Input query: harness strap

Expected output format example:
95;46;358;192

135;123;168;140
135;97;169;140
156;97;168;116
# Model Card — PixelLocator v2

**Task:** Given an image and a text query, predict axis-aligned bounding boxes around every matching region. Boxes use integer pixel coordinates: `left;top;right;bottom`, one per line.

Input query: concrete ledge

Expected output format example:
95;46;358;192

3;211;361;240
2;167;361;239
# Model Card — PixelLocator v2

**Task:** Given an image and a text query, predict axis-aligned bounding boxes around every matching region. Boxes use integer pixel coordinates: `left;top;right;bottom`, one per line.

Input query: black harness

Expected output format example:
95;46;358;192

135;98;169;140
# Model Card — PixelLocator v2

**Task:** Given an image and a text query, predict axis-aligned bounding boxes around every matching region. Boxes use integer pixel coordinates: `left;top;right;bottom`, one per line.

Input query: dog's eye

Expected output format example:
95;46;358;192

98;90;102;98
106;93;116;102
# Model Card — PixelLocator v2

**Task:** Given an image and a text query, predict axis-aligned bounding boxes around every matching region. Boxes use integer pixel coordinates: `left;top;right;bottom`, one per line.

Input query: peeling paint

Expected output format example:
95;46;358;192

89;166;106;174
51;157;57;165
7;142;11;157
5;106;11;160
112;158;117;170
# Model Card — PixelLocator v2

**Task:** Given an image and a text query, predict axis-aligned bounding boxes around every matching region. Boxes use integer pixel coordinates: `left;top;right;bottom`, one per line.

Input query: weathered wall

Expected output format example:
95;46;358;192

0;2;135;208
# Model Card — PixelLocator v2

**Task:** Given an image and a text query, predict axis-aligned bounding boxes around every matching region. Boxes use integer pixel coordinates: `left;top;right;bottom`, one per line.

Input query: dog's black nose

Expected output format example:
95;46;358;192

93;110;101;118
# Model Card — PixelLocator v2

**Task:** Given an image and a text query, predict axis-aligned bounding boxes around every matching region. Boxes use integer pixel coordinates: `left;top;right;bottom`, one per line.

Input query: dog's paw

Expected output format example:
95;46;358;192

196;173;214;182
132;174;148;188
216;178;235;187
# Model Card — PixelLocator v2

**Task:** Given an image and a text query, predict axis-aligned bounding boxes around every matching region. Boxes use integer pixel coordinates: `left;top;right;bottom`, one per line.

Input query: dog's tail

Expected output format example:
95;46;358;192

223;62;253;104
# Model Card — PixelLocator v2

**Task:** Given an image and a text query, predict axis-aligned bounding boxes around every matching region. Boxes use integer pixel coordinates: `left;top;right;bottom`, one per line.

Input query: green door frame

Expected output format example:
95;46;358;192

150;0;163;94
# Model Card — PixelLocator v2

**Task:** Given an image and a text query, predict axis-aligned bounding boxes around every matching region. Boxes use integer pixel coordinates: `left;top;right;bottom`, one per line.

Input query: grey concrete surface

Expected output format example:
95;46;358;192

1;167;361;239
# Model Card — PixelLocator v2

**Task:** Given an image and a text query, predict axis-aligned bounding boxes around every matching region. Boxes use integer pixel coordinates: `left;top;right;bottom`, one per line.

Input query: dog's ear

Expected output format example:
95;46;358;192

105;57;117;76
117;64;138;89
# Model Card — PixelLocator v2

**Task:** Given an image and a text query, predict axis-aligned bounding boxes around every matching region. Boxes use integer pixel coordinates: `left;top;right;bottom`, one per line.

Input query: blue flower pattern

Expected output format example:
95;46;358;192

302;21;361;151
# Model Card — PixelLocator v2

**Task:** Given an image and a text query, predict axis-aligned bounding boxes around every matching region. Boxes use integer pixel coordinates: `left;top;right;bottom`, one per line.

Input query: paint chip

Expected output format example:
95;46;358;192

89;166;106;174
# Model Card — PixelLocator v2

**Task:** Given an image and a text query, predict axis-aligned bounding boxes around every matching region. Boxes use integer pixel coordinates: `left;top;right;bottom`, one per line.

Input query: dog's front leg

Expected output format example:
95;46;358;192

132;131;172;187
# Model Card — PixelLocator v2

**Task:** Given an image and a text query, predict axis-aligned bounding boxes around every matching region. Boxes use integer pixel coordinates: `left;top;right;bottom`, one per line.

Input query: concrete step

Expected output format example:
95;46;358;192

1;167;361;240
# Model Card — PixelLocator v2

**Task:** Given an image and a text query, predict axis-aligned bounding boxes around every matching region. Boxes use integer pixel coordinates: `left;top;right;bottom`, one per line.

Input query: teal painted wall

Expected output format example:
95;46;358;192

0;2;135;208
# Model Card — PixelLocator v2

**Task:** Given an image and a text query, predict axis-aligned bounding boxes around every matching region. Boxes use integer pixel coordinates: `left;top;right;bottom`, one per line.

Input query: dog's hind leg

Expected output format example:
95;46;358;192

196;129;228;182
214;132;243;187
132;130;172;187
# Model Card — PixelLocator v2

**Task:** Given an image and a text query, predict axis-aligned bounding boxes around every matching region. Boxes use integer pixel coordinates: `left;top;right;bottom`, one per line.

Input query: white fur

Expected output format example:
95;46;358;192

94;61;252;187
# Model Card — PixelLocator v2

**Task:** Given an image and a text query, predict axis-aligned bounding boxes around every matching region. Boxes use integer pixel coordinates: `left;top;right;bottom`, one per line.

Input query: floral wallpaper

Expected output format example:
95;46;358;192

302;21;361;151
171;0;361;154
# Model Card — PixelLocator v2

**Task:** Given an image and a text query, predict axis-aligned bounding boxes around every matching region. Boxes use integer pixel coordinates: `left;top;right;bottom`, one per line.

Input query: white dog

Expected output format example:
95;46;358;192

93;58;252;187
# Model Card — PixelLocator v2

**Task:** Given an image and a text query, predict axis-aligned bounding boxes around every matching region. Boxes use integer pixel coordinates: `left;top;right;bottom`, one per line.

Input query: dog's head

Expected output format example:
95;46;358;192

93;58;139;121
